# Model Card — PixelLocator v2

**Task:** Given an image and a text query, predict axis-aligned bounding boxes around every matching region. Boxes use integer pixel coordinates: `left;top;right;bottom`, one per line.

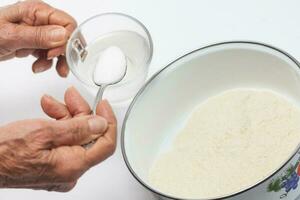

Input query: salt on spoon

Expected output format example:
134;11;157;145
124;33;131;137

92;46;127;114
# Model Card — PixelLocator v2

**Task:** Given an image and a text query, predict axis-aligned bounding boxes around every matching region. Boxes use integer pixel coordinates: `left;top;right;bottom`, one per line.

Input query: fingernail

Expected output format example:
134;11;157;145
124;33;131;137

101;99;110;107
65;69;70;76
33;66;47;73
43;94;53;99
88;116;108;134
47;56;54;60
49;27;67;42
61;69;69;78
66;86;76;93
102;100;113;113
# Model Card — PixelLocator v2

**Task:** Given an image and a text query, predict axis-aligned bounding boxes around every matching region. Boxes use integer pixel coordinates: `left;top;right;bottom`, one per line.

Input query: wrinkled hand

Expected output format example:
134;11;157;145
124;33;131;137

0;0;77;77
0;87;117;192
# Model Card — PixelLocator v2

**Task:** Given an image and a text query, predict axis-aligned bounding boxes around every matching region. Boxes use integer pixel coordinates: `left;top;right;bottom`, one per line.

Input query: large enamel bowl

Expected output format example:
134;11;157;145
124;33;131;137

121;42;300;200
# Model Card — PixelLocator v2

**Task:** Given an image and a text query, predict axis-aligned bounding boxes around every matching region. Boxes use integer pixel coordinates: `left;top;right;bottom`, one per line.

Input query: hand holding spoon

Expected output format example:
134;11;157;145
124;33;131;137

82;47;127;149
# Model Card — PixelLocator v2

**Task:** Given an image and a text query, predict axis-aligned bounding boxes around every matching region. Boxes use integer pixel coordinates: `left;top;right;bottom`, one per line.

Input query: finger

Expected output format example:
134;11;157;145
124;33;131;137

33;181;77;193
41;95;71;120
47;115;108;147
1;1;47;23
32;57;53;73
47;8;77;35
14;24;68;49
15;49;34;58
85;100;117;166
64;87;91;117
0;53;15;61
32;49;41;58
47;46;65;60
3;1;77;33
56;56;69;77
45;181;77;193
11;182;76;193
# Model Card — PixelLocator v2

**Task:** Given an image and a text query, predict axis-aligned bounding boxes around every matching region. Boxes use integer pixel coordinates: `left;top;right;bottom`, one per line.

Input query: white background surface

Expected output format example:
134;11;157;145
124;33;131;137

0;0;300;199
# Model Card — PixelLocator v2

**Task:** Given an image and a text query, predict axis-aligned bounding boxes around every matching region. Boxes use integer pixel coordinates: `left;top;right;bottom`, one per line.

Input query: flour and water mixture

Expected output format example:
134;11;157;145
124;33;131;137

148;89;300;199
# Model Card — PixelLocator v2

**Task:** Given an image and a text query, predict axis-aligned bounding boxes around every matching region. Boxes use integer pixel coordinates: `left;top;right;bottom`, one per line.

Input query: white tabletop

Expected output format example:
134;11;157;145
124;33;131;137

1;0;300;199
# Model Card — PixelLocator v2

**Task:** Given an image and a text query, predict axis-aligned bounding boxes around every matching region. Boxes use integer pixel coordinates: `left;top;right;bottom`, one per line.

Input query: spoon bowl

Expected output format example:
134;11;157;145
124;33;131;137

92;46;128;114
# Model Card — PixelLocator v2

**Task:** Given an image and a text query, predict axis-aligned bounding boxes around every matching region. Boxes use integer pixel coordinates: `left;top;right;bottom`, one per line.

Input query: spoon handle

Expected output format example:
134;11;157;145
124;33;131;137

82;85;108;149
93;84;108;115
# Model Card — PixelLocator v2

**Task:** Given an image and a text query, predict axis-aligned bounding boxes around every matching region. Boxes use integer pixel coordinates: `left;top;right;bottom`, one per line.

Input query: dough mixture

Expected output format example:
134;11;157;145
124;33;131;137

148;89;300;199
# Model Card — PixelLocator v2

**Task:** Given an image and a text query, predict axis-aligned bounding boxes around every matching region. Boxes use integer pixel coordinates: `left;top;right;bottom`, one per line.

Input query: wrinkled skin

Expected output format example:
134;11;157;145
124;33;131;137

0;0;77;77
0;87;117;192
0;0;118;192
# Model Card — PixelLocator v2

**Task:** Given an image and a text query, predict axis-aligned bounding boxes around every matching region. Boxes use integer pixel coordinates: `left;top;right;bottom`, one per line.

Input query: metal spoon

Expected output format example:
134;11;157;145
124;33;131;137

92;46;127;114
82;47;127;149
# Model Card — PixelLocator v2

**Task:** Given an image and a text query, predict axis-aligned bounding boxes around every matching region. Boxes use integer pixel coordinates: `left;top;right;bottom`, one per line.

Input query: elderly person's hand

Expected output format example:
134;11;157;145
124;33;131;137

0;0;77;77
0;87;117;192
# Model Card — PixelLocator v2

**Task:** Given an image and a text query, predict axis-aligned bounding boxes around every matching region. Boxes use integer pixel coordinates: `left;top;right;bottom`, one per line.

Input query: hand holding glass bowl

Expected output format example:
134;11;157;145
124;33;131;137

0;1;117;192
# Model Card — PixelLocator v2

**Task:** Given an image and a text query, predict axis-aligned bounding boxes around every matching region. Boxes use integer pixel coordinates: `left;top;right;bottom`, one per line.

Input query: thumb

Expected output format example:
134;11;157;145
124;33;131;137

49;116;108;147
14;24;68;49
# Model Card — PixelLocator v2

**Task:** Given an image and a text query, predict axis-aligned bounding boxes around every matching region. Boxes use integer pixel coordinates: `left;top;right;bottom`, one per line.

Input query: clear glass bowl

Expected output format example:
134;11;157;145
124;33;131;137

66;13;153;104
